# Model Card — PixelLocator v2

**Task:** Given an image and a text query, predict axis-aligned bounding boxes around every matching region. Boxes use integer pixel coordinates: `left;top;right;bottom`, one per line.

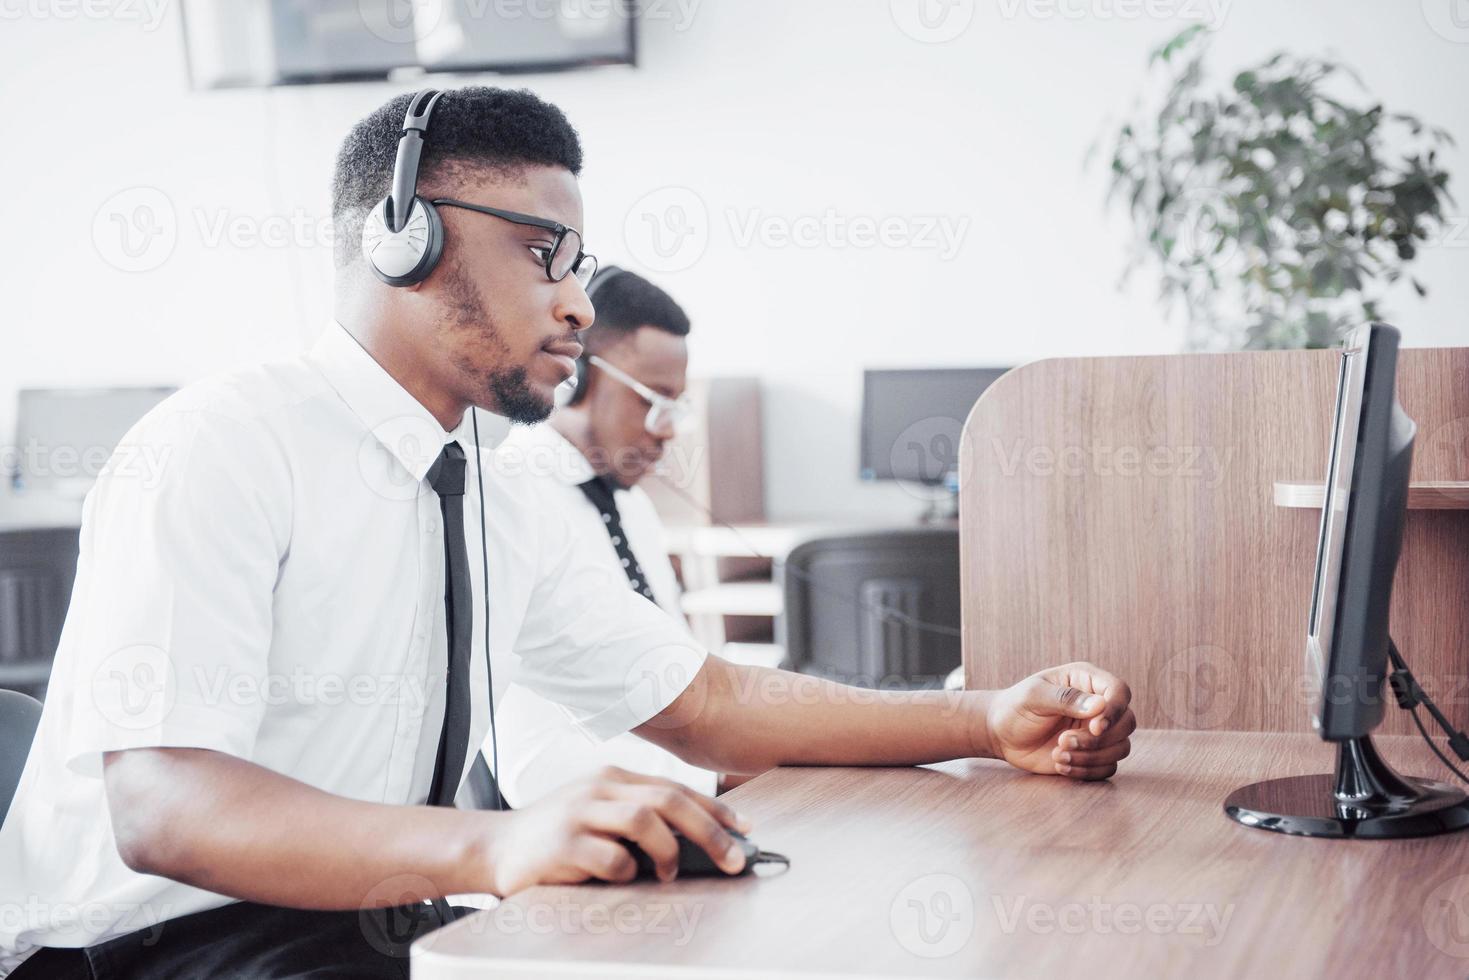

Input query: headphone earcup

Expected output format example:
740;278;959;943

361;195;444;287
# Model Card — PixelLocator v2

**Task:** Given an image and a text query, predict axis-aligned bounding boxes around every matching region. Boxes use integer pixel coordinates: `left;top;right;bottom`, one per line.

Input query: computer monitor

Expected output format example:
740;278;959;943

859;367;1010;487
9;386;176;497
1225;323;1469;839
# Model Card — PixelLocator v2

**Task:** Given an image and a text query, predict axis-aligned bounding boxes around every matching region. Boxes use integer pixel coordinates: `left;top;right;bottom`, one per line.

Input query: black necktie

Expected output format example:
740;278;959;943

578;476;658;606
426;443;471;809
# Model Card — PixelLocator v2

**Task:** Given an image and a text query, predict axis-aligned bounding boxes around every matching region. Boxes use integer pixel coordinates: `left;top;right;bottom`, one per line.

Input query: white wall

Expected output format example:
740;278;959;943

3;0;1466;520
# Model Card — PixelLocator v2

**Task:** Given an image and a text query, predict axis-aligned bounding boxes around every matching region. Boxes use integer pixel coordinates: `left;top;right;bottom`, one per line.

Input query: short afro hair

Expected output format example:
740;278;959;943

583;266;691;356
331;86;583;268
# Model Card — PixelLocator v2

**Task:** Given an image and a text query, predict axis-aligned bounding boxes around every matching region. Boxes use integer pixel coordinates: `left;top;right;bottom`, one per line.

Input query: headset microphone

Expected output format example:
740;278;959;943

560;265;629;407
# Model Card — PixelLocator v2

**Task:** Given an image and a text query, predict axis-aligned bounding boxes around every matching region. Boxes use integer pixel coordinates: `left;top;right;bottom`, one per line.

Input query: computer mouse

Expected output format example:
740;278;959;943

619;829;762;880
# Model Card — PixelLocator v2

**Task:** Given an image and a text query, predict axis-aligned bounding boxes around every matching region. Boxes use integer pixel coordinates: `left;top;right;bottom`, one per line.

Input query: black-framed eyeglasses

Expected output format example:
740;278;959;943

432;198;599;288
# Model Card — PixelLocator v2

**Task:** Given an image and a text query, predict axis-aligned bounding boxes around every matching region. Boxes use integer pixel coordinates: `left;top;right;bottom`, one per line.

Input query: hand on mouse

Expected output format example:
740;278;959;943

983;662;1135;780
483;765;755;896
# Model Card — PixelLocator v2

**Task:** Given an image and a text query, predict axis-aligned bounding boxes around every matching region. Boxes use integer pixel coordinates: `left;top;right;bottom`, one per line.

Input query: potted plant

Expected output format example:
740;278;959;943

1102;26;1455;350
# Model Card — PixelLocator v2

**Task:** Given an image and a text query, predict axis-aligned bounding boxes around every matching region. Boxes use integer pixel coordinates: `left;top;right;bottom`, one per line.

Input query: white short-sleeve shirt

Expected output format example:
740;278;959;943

491;423;718;804
0;322;707;972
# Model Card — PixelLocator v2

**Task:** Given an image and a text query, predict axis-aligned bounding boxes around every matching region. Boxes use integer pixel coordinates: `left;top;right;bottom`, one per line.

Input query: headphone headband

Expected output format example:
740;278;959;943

387;89;443;233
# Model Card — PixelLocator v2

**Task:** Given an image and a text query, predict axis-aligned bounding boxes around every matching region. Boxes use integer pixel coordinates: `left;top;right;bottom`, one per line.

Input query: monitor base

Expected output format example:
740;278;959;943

1224;735;1469;838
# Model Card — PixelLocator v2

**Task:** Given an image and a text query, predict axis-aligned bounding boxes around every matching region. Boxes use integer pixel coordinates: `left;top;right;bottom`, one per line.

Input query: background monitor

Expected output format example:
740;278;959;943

10;387;177;497
182;0;638;89
859;368;1010;487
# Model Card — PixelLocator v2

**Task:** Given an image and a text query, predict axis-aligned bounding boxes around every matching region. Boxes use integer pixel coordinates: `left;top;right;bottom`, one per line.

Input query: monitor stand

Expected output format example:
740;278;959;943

1224;735;1469;838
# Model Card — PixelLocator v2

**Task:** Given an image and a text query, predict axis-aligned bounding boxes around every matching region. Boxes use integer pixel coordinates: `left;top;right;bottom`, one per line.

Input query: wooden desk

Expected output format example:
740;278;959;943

414;730;1469;978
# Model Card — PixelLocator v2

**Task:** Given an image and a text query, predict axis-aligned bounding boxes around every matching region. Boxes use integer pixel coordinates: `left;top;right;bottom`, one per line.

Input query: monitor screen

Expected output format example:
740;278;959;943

182;0;637;89
1305;323;1414;740
1305;328;1367;706
860;368;1009;486
11;387;176;497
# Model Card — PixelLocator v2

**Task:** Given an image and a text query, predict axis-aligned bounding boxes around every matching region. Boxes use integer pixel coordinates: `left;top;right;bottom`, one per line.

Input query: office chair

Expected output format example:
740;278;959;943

777;528;961;690
0;689;42;825
0;528;81;699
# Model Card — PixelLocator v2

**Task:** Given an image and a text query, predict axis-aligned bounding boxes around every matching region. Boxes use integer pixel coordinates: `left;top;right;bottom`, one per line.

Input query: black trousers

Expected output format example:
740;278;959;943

11;899;465;979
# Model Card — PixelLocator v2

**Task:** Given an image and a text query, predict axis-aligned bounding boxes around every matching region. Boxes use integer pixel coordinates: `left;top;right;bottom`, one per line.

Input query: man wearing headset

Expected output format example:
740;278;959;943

493;266;742;806
0;87;1136;978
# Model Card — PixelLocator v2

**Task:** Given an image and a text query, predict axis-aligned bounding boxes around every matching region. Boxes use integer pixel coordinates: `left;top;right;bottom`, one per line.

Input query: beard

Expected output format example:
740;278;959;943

442;258;554;426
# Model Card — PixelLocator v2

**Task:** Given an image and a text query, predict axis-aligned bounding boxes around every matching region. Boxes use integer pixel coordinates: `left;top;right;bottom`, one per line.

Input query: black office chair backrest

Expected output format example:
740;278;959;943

0;689;42;825
0;527;81;672
778;528;961;690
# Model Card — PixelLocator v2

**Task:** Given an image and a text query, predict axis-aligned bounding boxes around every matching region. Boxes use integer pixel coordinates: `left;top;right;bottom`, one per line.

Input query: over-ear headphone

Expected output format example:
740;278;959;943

566;265;629;406
362;89;446;287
